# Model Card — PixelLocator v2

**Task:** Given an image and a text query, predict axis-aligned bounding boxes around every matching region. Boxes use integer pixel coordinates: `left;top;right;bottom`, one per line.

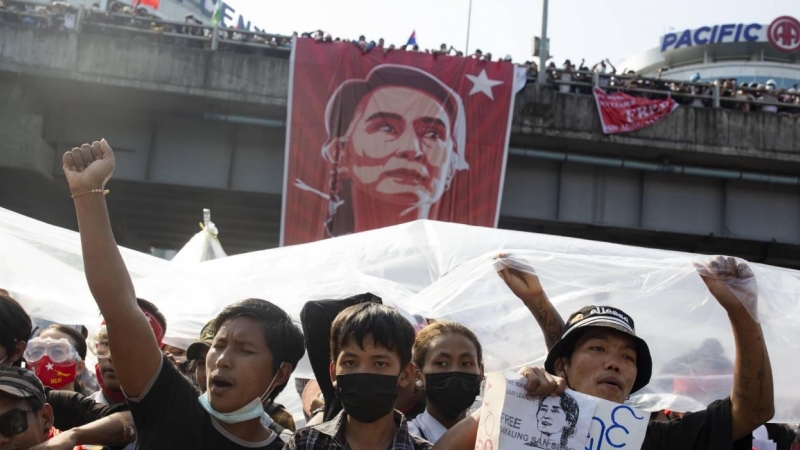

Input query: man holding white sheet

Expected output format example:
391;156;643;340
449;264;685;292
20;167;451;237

433;255;774;450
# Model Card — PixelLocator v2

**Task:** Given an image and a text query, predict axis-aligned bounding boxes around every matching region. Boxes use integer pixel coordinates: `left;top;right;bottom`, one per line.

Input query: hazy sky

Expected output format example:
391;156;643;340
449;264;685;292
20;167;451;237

226;0;795;67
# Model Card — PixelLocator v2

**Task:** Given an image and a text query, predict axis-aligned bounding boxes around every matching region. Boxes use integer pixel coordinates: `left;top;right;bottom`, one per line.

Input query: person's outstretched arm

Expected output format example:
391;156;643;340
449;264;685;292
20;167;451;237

30;412;136;450
495;255;565;350
696;256;775;440
63;140;161;397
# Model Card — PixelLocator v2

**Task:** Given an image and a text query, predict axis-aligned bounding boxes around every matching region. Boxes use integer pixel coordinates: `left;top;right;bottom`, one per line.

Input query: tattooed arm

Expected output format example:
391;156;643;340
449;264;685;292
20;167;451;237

495;255;565;350
696;256;774;440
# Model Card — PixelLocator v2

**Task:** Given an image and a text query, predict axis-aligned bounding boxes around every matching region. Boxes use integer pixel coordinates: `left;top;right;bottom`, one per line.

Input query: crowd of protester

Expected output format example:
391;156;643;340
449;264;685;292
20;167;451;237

0;0;78;30
0;1;515;61
549;58;800;115
5;0;796;115
0;138;797;448
304;30;513;62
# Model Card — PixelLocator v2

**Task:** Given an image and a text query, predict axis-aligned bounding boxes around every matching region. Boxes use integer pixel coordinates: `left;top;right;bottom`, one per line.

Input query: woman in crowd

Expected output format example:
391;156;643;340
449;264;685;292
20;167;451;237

408;321;484;443
27;324;91;395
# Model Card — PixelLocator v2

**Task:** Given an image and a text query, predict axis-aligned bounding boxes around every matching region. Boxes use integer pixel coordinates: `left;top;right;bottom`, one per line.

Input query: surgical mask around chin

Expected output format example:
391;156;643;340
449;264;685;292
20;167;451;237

197;362;285;424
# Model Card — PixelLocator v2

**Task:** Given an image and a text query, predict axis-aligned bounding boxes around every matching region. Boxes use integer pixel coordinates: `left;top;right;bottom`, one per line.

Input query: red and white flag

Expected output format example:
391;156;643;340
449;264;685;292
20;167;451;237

280;38;516;246
593;86;678;134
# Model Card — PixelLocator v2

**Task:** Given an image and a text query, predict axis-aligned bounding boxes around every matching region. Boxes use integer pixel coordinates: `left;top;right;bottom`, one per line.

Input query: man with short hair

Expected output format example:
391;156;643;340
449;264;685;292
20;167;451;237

0;365;54;448
62;139;305;449
288;302;431;449
433;256;774;450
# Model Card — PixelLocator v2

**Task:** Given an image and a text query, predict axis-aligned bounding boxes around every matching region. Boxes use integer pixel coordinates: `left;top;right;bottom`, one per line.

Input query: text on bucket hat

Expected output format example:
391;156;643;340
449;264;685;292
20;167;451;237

544;305;652;395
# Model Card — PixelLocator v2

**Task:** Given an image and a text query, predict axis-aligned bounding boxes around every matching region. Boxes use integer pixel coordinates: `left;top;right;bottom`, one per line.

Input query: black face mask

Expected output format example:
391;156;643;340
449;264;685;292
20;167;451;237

336;373;399;424
424;372;482;421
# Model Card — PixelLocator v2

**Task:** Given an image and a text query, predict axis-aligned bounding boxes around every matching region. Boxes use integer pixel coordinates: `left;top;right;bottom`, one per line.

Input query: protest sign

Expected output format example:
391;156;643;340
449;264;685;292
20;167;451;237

478;371;648;450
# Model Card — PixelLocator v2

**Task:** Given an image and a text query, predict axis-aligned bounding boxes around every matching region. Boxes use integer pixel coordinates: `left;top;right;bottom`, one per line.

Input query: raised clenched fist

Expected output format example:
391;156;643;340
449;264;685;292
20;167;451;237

62;139;116;195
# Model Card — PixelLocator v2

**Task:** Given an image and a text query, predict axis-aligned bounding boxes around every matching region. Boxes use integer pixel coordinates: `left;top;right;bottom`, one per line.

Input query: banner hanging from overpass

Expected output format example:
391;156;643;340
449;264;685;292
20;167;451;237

593;87;679;135
280;38;517;246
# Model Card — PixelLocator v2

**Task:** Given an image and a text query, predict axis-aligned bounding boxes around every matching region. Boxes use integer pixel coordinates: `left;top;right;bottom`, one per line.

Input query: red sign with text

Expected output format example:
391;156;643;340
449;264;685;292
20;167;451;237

593;87;679;134
280;38;516;246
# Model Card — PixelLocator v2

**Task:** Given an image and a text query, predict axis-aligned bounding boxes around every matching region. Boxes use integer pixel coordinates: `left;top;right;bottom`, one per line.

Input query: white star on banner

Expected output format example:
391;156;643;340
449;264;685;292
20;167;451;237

46;363;54;371
465;69;504;100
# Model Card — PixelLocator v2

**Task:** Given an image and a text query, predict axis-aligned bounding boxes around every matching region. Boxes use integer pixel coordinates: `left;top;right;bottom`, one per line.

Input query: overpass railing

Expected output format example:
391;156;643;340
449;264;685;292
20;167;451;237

0;0;292;54
547;69;800;114
2;0;798;115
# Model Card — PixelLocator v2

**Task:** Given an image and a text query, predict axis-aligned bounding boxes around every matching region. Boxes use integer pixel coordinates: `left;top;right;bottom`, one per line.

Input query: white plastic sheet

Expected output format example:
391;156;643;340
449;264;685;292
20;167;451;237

1;208;799;423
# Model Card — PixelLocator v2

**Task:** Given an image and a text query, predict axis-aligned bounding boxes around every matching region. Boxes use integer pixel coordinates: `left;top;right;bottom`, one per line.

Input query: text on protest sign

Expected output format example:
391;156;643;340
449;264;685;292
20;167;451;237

477;371;648;450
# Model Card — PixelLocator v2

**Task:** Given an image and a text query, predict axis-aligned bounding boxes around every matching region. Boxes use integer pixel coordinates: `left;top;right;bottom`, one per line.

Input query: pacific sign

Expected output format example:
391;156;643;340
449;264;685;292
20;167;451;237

661;16;800;54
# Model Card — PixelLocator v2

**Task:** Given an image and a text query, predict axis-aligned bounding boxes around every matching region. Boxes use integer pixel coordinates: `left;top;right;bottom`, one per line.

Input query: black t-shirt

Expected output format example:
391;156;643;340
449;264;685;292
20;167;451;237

644;397;751;450
127;355;285;450
46;388;127;431
764;423;799;450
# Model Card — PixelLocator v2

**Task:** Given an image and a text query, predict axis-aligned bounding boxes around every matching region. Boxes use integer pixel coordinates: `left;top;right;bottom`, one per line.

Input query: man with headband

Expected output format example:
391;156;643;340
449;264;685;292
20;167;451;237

89;298;167;409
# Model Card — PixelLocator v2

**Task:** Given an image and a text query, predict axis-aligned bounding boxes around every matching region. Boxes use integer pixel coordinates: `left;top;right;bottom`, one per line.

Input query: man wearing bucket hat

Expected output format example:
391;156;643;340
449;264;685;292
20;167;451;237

542;305;652;405
433;255;774;450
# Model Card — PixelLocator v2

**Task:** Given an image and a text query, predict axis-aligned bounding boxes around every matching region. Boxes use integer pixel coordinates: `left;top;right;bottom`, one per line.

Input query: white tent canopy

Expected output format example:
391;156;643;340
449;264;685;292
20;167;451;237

171;208;228;267
1;207;798;422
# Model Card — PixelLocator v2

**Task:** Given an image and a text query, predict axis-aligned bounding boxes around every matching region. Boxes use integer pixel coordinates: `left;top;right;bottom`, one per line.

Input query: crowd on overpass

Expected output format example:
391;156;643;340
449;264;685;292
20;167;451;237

2;0;798;116
305;30;513;62
0;0;78;30
551;59;800;116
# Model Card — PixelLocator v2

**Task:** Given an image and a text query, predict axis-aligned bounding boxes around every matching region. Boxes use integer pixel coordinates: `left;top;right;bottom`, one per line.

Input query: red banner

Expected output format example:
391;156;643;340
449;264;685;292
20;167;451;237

280;38;516;246
593;87;679;134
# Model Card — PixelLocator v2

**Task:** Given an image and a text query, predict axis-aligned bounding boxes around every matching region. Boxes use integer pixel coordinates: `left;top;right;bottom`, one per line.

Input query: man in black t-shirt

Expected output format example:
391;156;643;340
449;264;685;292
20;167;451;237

62;139;305;449
433;255;774;450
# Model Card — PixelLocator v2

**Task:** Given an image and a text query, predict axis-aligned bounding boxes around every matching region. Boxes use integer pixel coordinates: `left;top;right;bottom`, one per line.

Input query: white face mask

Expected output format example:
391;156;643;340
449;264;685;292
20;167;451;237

0;355;7;366
198;362;285;424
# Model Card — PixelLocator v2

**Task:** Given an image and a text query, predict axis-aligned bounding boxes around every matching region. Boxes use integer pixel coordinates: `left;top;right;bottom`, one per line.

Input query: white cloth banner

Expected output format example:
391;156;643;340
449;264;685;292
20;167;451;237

1;207;799;422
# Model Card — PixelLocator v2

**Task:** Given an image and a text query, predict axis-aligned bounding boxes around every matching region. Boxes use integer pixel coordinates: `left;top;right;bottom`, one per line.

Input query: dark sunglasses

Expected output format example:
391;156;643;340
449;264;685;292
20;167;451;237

0;408;31;437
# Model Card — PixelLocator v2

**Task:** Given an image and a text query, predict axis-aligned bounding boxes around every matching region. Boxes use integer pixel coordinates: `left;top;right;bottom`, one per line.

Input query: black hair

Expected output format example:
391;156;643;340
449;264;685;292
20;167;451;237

213;299;305;400
330;303;415;368
413;320;483;371
0;295;32;367
536;392;579;449
136;298;167;333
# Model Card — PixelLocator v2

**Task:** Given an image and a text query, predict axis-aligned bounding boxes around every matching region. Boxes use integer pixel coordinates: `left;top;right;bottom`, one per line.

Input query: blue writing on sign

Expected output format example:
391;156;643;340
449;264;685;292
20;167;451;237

661;23;763;52
585;405;646;450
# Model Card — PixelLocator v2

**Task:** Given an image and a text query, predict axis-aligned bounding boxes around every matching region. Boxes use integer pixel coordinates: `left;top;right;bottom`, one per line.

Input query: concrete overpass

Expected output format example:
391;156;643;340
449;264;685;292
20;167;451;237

2;24;799;267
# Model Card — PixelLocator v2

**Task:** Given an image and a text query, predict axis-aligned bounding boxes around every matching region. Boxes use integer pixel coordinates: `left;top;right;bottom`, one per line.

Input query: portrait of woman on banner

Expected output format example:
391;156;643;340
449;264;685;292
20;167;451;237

525;392;580;450
294;64;468;238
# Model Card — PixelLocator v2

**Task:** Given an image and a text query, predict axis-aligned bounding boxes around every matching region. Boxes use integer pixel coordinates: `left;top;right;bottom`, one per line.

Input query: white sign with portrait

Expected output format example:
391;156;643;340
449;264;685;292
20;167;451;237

477;371;648;450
